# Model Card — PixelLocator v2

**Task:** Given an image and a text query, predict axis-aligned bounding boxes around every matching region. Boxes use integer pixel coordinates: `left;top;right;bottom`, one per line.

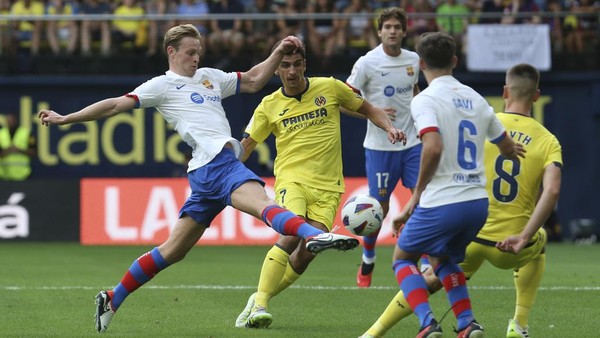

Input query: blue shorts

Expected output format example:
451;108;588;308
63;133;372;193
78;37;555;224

397;198;488;263
180;148;264;226
365;144;422;201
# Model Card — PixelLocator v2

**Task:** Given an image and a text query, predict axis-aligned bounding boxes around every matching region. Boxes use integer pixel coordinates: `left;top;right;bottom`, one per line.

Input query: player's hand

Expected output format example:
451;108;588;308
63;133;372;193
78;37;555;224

387;128;407;145
515;143;526;158
383;108;397;121
496;235;528;254
391;196;417;237
38;109;65;126
276;36;303;55
391;215;406;238
506;143;526;163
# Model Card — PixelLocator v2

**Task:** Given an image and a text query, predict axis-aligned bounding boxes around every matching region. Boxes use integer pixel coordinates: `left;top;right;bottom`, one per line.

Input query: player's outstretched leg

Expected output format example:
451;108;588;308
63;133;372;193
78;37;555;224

262;206;358;253
305;233;359;254
94;247;170;332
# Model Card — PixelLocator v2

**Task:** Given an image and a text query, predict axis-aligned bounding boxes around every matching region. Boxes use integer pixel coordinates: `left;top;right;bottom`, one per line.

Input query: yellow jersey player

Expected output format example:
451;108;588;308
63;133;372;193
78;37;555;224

483;63;562;338
235;42;407;329
360;63;561;338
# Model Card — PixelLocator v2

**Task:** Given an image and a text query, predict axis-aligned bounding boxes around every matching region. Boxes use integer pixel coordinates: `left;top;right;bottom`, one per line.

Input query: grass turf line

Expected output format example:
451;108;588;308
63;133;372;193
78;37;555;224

1;243;598;337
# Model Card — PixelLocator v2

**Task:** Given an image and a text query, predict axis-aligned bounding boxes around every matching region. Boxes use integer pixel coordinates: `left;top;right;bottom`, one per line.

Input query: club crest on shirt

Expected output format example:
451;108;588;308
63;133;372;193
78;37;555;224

314;96;326;106
406;66;414;76
202;79;214;90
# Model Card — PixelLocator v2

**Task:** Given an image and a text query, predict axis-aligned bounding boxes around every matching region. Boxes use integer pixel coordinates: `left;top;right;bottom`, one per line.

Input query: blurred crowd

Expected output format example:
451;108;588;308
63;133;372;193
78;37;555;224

0;0;599;71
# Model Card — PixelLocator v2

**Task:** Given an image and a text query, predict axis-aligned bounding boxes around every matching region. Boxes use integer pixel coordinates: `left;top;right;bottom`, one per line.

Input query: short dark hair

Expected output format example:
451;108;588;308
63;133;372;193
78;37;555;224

271;39;306;59
416;32;456;70
377;7;408;32
506;63;540;101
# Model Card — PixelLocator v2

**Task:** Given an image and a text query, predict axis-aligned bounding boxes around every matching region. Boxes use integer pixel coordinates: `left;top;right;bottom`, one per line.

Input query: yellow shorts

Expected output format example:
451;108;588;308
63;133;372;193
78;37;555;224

460;228;547;277
274;182;341;231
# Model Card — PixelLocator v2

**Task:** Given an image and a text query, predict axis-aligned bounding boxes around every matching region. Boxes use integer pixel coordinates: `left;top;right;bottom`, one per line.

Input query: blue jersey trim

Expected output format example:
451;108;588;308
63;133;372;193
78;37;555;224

490;131;506;144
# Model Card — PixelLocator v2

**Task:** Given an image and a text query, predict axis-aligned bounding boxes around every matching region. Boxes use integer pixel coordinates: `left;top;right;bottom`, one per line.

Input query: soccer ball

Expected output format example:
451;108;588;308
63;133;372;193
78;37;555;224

341;194;384;236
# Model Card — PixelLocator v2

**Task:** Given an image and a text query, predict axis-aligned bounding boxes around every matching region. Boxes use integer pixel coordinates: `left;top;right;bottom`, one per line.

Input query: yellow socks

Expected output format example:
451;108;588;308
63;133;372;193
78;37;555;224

513;253;546;326
272;263;301;297
364;290;413;336
255;246;289;309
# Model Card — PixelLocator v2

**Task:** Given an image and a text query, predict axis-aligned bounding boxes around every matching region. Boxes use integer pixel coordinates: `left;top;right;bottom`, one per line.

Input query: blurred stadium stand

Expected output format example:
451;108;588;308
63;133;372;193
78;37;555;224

0;4;599;74
1;4;599;240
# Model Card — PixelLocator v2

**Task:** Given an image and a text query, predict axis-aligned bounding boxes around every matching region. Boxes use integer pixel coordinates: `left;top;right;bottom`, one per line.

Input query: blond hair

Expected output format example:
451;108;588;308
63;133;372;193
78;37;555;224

163;24;202;54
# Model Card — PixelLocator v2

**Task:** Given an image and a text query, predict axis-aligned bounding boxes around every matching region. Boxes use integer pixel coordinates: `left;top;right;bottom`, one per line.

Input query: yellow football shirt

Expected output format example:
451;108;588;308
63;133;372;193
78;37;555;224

10;0;44;32
113;5;146;34
47;3;75;28
245;77;364;193
479;112;563;241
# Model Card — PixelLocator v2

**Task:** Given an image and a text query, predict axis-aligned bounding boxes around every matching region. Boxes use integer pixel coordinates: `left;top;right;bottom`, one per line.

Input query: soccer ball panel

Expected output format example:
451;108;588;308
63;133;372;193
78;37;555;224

341;194;383;236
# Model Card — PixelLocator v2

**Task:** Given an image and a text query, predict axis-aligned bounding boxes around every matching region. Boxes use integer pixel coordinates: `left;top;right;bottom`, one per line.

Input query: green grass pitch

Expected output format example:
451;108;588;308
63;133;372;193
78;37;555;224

1;242;598;337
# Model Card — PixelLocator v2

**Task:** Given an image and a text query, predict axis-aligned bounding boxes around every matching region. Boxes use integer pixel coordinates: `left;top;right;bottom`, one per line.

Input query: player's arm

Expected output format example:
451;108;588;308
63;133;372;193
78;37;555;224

523;164;562;240
497;163;562;253
495;133;526;161
238;35;303;93
392;131;441;235
341;79;398;121
412;131;442;197
38;96;137;126
240;136;258;163
340;106;366;119
356;100;405;144
341;106;397;121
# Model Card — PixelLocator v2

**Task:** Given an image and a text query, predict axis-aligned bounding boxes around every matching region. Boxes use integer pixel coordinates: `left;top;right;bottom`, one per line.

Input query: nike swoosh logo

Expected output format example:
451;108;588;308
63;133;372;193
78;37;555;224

279;108;289;116
381;72;390;76
176;84;186;90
